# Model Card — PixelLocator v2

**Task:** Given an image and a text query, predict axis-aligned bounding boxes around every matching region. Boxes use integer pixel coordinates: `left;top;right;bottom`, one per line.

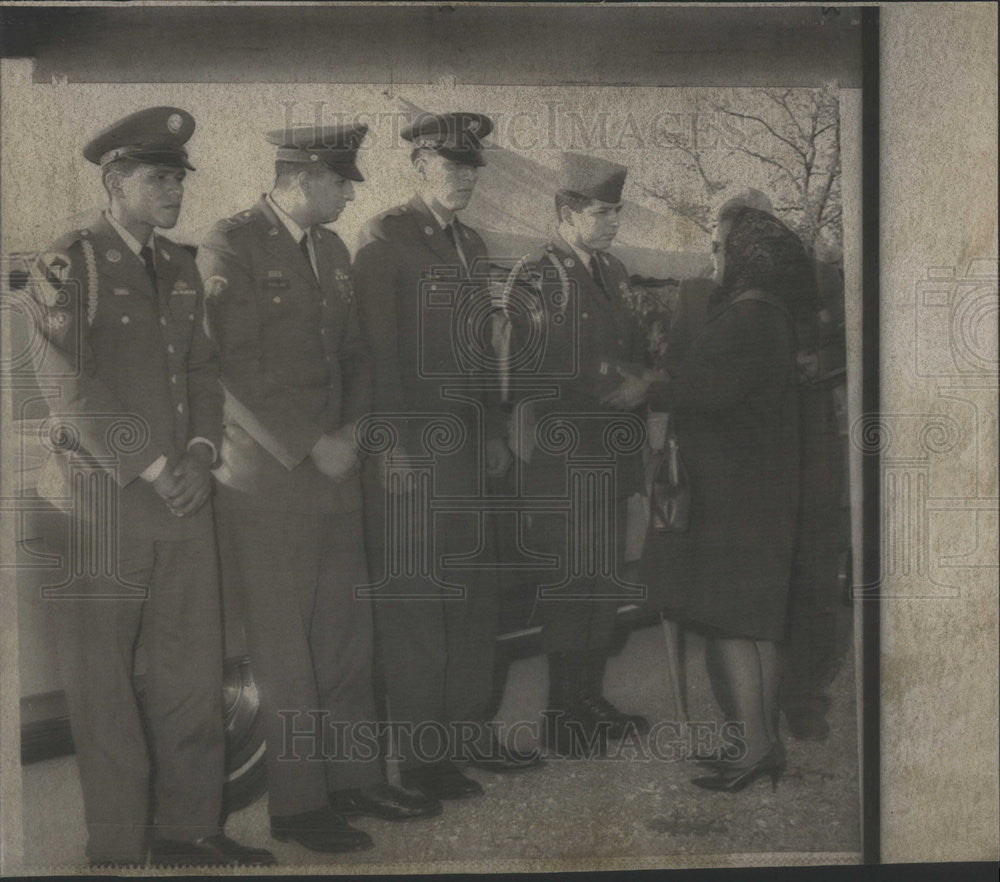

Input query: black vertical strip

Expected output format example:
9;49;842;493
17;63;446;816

861;5;881;866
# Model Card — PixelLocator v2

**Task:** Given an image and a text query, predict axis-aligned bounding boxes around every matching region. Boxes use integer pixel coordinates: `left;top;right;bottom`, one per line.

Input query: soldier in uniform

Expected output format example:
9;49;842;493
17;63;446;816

28;107;274;867
198;123;438;855
502;153;650;755
353;112;541;801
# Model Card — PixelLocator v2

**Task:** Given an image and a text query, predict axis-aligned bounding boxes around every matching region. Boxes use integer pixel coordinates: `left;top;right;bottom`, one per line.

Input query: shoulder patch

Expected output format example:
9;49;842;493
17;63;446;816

203;275;228;298
217;209;259;232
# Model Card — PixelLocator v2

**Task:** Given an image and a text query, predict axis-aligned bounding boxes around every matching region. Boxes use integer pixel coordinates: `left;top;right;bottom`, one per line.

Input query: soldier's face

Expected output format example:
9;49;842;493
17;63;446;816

569;200;622;251
303;167;355;224
117;164;186;229
418;153;479;211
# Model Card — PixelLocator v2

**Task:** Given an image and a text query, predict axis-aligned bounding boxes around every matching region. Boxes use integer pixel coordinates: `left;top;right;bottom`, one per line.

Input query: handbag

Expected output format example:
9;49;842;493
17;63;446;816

650;423;691;533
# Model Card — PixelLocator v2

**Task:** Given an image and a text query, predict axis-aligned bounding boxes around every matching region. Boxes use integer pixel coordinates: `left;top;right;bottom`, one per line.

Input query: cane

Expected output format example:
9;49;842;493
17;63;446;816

660;612;688;724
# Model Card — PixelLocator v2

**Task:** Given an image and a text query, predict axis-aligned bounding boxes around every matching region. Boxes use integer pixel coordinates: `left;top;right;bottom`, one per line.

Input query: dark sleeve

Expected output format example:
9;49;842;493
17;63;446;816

184;268;224;452
647;301;791;413
28;245;164;485
198;227;323;470
352;233;405;415
338;277;372;426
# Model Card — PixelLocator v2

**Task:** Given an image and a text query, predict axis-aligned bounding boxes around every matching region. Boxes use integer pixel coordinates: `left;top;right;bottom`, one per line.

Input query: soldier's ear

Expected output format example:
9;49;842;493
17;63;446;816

412;152;429;181
558;204;575;227
103;169;124;201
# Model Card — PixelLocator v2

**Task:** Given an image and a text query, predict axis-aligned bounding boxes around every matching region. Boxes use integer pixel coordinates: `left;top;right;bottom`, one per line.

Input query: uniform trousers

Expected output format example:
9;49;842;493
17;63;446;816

365;502;500;768
525;507;627;655
215;506;382;817
49;530;224;863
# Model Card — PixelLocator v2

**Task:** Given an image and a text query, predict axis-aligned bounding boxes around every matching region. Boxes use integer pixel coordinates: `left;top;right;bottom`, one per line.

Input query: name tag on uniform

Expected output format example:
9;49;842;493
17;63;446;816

170;280;197;297
113;287;131;297
263;277;290;289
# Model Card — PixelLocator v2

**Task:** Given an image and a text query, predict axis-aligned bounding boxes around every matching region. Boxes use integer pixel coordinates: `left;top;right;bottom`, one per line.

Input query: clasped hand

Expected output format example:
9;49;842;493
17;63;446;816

152;445;214;517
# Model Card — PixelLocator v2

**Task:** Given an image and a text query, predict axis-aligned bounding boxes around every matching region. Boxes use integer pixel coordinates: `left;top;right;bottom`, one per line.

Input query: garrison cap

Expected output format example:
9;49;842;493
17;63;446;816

559;152;628;204
265;123;368;181
401;112;493;167
83;106;196;170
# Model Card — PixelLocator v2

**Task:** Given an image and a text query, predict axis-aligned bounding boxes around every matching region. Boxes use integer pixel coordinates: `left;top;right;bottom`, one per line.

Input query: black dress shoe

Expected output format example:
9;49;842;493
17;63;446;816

270;807;374;854
578;695;650;738
329;782;442;821
541;708;608;759
150;833;276;867
399;761;484;800
464;740;545;774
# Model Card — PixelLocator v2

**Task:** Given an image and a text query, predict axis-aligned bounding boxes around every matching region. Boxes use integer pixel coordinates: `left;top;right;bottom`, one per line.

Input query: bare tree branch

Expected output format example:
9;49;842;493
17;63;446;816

761;89;808;142
727;145;805;194
712;104;808;163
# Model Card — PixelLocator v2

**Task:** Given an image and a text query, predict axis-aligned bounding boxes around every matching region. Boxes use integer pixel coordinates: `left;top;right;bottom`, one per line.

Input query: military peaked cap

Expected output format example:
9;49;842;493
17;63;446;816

265;123;369;181
83;106;197;170
401;111;493;167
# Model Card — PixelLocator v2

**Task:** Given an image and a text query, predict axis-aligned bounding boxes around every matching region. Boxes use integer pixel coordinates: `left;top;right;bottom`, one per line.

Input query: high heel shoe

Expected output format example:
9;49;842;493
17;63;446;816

690;746;785;792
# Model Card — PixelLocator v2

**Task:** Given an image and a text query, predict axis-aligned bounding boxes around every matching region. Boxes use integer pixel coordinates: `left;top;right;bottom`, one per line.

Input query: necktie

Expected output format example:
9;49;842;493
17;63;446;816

444;222;468;272
139;245;158;295
589;253;609;299
300;232;318;281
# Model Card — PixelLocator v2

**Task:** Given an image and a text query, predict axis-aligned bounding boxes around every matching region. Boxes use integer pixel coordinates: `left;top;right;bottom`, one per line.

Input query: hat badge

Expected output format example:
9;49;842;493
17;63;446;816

166;113;183;134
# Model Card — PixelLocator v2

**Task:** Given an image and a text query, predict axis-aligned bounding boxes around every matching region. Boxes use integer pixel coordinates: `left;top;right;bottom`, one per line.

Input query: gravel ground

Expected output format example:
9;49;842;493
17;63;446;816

20;617;860;872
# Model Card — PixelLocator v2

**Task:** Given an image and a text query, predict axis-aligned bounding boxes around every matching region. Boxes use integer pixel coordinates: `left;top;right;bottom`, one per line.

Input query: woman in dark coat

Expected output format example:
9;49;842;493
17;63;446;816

604;206;815;791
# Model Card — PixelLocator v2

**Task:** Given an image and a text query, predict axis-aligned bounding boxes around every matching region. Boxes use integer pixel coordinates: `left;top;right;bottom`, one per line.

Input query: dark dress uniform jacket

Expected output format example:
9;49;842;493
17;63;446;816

352;194;498;494
31;212;222;537
505;235;646;499
197;197;371;513
642;291;800;642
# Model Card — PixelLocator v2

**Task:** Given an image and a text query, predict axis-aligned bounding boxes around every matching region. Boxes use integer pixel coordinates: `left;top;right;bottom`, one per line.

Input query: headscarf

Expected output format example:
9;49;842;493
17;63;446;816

717;207;818;323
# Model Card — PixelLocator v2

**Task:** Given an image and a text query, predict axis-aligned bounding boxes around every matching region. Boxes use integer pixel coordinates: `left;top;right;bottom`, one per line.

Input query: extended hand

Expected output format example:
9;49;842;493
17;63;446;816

311;432;361;482
601;367;651;410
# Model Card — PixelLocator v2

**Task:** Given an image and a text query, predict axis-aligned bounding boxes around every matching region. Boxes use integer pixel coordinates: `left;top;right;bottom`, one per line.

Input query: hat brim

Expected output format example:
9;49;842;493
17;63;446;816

101;149;195;171
131;151;196;171
433;145;486;168
319;158;365;182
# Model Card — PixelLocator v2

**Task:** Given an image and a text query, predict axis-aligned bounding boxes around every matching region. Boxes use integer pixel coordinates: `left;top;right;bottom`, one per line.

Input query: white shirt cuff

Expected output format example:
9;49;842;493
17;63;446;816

187;437;218;465
141;455;169;483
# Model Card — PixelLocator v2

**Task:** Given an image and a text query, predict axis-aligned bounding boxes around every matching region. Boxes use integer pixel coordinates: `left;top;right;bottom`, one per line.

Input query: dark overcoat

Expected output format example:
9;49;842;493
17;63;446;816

642;289;800;641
